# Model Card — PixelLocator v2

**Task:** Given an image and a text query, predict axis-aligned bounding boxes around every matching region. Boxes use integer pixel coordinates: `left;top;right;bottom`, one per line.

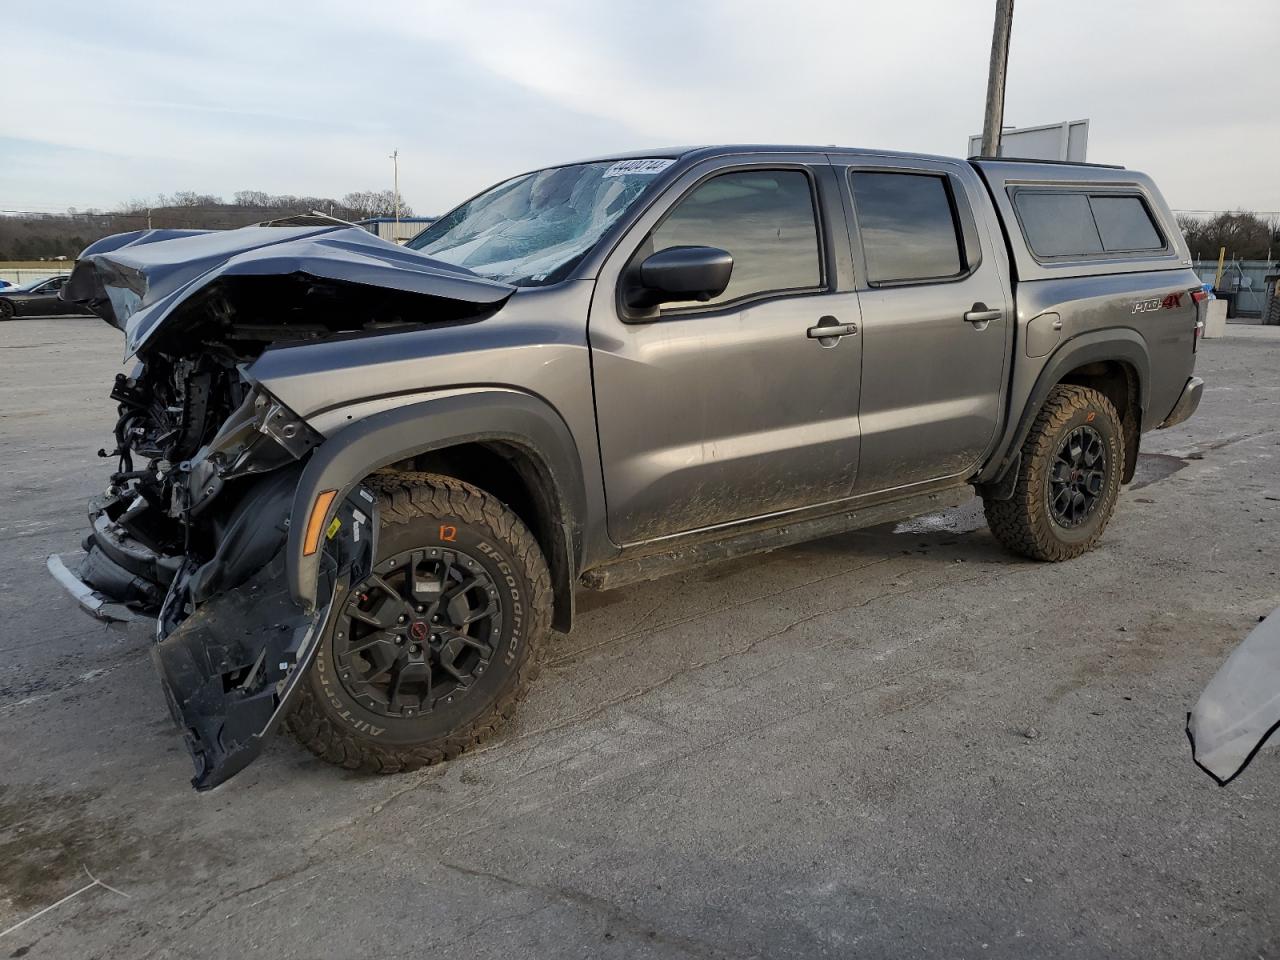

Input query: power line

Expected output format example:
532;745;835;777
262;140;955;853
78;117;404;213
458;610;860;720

1173;209;1280;217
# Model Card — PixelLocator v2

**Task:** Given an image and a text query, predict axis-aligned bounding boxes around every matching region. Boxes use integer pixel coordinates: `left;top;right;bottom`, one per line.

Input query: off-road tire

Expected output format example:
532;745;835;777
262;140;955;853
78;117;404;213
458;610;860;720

983;384;1124;561
286;472;552;773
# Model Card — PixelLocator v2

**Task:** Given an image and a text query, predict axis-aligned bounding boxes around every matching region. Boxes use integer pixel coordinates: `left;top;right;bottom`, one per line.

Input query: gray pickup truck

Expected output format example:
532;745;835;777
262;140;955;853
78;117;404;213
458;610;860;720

50;145;1204;789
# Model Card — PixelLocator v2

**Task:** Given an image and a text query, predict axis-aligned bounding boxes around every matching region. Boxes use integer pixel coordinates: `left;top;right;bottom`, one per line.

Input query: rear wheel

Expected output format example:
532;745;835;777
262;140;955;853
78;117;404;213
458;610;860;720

0;300;14;321
287;472;552;773
983;384;1124;561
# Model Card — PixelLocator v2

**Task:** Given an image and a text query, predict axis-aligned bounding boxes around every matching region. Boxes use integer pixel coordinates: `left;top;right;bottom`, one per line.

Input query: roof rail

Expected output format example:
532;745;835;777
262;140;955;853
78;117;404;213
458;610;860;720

968;155;1125;170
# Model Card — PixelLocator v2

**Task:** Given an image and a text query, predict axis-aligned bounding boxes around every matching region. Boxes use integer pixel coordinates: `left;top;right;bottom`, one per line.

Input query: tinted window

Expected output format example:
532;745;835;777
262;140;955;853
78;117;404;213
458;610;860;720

1015;193;1103;257
649;170;821;308
1090;195;1163;251
1014;191;1166;258
849;172;962;284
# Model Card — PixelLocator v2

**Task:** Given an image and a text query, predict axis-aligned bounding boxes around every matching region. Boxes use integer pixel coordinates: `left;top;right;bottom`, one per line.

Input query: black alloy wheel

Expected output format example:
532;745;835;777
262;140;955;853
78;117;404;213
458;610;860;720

333;546;503;719
1047;424;1107;528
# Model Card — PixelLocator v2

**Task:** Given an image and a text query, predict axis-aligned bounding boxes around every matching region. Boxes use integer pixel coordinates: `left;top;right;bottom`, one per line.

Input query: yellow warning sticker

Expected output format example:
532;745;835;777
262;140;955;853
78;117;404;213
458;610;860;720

325;517;342;540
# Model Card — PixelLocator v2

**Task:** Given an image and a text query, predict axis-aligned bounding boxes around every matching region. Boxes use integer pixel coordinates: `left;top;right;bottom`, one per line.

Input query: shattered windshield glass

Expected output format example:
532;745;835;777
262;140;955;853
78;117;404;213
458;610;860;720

407;160;671;286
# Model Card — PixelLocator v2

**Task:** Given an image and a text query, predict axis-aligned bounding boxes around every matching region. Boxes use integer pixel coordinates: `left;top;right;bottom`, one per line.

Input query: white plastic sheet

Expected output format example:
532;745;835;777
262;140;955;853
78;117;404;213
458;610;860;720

1188;606;1280;784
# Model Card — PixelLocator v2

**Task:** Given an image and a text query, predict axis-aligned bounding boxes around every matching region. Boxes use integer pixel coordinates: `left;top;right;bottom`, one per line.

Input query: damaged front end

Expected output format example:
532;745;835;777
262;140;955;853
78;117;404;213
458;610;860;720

48;224;513;789
55;362;378;790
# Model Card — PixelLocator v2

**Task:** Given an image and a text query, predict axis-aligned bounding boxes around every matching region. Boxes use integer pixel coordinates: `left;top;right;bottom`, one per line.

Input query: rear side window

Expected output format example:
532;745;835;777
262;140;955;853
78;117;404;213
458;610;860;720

1090;195;1164;251
1014;190;1165;258
649;169;821;309
849;172;963;284
1016;193;1103;257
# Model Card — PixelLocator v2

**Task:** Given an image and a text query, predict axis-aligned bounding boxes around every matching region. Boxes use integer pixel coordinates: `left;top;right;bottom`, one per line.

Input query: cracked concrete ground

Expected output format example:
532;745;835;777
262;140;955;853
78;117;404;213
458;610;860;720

2;317;1279;959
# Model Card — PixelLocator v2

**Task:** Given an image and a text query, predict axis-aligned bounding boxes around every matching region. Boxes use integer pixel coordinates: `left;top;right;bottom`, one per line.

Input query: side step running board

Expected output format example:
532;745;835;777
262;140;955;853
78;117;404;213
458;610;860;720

581;486;974;592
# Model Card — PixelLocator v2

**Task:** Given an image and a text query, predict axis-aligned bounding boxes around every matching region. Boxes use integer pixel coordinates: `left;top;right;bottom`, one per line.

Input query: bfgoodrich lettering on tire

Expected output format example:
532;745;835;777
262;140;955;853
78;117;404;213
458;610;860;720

287;472;552;773
983;384;1124;562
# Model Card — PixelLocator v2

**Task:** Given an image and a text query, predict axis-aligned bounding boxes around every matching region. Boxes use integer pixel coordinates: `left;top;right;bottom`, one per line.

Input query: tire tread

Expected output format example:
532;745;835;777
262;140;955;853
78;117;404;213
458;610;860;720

983;384;1123;562
286;471;551;774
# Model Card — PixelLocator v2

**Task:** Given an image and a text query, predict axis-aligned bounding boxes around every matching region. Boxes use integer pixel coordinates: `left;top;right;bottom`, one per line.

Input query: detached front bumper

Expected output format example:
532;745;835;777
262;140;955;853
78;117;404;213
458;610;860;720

47;486;377;790
1159;376;1204;429
46;553;141;623
153;548;332;790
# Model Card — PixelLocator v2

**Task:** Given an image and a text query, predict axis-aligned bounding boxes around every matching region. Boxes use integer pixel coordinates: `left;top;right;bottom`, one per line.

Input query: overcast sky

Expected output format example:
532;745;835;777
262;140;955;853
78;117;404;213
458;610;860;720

4;0;1277;217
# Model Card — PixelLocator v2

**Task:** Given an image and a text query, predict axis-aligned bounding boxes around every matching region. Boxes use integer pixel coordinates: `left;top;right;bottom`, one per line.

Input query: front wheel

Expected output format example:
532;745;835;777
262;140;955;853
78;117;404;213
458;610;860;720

0;300;14;321
287;472;552;773
983;384;1124;561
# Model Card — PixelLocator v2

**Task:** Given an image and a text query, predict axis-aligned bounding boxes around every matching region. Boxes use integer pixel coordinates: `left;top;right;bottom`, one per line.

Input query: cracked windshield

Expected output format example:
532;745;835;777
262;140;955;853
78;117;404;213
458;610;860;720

407;159;671;285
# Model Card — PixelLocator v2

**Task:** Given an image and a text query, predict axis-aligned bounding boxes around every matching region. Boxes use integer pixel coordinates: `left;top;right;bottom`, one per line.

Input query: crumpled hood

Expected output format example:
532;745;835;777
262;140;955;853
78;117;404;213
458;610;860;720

65;224;515;355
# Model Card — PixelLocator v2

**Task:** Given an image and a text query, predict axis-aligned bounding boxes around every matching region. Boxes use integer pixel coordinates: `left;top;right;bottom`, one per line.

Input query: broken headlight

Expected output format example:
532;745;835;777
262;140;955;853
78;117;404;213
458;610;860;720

183;386;321;516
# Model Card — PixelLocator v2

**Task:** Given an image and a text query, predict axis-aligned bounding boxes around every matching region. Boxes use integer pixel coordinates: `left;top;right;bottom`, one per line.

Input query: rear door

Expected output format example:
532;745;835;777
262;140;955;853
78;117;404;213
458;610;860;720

588;154;863;545
832;158;1013;493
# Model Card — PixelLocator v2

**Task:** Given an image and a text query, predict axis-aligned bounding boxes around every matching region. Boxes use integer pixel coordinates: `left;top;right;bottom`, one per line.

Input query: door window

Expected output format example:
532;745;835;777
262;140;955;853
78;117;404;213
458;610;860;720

849;172;964;284
648;169;822;310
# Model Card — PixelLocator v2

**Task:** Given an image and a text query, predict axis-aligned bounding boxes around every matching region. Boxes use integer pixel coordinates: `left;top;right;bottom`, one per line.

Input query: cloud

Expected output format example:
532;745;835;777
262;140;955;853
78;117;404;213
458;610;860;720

3;0;1277;214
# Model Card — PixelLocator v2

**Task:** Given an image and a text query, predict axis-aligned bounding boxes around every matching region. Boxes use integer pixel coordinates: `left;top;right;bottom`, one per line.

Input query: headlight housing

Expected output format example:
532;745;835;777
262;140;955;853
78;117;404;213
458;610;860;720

183;386;321;516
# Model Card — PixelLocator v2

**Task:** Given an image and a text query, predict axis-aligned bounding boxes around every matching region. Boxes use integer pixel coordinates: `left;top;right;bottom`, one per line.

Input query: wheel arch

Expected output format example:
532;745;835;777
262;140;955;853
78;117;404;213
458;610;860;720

977;329;1150;492
1057;358;1142;483
286;390;586;632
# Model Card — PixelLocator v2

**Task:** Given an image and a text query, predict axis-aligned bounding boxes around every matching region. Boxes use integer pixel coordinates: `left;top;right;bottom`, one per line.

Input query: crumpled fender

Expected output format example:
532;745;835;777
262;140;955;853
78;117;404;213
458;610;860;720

63;224;515;355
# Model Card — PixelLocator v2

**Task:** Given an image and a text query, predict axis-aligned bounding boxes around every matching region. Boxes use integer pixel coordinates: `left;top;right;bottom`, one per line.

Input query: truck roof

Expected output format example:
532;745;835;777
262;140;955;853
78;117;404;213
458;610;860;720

574;144;1126;170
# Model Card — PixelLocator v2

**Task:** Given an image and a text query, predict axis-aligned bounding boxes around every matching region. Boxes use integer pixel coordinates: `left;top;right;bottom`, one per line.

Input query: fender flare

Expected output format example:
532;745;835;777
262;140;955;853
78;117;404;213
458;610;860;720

976;328;1151;487
286;390;587;626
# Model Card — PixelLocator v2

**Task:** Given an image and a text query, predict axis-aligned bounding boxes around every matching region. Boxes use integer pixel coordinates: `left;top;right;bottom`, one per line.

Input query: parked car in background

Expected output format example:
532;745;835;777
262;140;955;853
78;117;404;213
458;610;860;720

0;274;94;319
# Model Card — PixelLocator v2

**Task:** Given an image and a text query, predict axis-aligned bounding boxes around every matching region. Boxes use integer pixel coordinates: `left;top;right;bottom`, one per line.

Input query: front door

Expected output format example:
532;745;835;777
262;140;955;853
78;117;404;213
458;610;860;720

33;276;69;315
835;159;1013;493
589;157;862;545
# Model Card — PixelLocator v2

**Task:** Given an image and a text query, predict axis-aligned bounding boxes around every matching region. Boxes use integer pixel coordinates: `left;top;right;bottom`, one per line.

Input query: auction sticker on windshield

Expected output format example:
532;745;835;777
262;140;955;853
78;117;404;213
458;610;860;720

603;159;675;178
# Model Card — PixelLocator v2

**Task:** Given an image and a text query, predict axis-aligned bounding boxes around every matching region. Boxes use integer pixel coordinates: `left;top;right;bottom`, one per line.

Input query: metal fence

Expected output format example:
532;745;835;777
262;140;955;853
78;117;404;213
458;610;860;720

1193;259;1278;318
0;265;74;286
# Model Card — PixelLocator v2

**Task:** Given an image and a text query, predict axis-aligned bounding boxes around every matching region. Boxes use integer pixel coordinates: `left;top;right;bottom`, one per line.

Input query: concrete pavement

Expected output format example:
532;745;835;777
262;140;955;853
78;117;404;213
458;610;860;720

2;317;1278;959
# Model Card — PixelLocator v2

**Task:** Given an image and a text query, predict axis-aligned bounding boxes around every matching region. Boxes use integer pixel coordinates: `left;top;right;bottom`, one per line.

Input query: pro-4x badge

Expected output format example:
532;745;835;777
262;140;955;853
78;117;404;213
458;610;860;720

1132;293;1183;314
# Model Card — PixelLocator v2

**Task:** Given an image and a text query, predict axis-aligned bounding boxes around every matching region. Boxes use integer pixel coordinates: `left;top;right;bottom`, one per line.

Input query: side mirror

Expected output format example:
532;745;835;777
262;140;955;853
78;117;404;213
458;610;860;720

626;245;733;310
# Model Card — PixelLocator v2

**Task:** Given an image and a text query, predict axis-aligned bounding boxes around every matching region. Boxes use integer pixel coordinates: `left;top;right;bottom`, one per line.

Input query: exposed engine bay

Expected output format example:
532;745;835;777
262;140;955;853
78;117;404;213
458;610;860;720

47;222;515;789
74;339;367;791
88;353;313;608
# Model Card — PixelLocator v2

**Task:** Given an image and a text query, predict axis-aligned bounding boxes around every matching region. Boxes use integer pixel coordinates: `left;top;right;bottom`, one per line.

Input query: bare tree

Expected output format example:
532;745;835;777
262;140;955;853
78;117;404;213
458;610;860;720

169;191;224;207
340;190;414;219
233;190;273;207
1179;211;1279;261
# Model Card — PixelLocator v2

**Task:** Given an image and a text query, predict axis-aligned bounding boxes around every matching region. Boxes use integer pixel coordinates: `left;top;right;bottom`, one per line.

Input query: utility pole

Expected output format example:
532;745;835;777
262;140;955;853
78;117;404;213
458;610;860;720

979;0;1015;158
389;149;401;228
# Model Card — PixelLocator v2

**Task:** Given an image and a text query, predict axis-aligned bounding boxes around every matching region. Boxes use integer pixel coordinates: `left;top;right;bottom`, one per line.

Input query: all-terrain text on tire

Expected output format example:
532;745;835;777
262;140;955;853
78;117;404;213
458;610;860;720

288;474;552;773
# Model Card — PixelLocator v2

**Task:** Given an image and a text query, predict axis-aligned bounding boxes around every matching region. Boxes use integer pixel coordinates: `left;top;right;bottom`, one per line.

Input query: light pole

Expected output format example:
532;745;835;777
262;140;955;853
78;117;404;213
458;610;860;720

389;149;401;227
979;0;1015;158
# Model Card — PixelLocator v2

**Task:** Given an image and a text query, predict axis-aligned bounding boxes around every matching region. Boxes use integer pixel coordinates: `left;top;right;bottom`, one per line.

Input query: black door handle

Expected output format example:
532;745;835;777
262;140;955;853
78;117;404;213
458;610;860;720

807;316;858;346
